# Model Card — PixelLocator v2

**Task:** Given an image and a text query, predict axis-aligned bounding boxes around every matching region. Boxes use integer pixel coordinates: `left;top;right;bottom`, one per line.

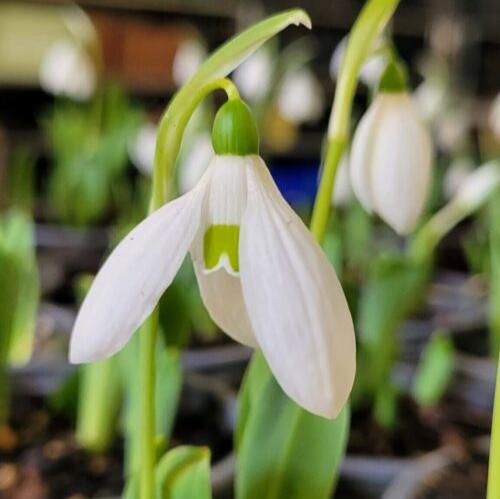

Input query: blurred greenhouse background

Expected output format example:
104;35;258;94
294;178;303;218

1;0;500;498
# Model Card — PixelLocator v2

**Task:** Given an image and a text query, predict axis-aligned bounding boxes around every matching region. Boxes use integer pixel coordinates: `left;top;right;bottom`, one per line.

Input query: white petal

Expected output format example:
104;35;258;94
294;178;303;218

70;174;210;363
191;255;258;349
370;94;433;234
349;96;387;213
240;157;356;418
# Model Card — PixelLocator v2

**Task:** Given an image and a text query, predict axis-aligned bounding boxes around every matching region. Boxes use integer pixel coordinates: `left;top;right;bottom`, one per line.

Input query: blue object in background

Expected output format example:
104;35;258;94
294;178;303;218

268;160;320;208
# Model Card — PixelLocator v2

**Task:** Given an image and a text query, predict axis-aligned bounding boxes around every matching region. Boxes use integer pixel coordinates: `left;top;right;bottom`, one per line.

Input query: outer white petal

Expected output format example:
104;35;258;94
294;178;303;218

240;157;356;418
349;96;387;213
70;173;211;363
369;94;433;234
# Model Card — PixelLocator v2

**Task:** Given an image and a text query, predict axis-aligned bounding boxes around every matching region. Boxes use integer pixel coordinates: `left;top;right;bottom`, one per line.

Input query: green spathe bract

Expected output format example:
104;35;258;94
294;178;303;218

377;58;408;93
212;99;259;156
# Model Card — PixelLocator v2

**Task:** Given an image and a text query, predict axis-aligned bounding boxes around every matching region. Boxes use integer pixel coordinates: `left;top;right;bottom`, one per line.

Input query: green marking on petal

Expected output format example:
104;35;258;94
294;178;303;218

203;225;240;273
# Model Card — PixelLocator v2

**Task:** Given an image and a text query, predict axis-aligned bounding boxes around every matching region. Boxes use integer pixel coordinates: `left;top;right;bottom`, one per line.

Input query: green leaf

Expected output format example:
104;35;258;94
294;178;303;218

412;333;455;406
45;83;141;225
155;446;212;499
122;336;183;480
76;357;122;453
490;194;500;357
356;253;429;400
236;354;349;499
155;349;182;439
0;211;39;367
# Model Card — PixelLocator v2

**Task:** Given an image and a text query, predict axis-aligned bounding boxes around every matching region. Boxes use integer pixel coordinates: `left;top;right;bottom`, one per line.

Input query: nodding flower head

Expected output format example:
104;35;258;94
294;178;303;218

350;60;433;235
70;98;356;419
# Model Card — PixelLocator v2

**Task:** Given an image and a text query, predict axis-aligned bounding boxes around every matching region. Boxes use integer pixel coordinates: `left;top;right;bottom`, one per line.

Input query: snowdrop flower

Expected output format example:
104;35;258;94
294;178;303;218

443;157;474;200
489;93;500;139
331;154;352;207
330;36;387;87
435;106;470;153
277;67;324;124
39;40;96;100
70;99;356;418
350;60;433;235
453;161;500;212
128;123;158;176
172;39;207;87
233;46;273;101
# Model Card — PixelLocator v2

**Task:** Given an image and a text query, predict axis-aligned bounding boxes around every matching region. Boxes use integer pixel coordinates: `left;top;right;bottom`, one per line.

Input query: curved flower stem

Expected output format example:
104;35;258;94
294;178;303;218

151;78;240;210
309;0;400;242
139;78;239;499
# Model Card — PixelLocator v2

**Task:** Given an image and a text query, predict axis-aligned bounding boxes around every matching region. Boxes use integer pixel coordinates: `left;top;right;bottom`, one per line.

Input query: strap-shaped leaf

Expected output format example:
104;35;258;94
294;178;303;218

236;353;349;499
156;446;212;499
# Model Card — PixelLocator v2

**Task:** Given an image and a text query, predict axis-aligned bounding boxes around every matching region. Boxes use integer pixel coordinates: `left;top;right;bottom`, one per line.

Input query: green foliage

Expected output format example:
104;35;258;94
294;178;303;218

236;353;349;499
155;446;212;499
0;210;39;422
7;147;35;213
44;83;141;226
158;261;216;349
490;194;500;357
356;253;429;409
0;210;39;367
122;335;183;481
412;334;455;406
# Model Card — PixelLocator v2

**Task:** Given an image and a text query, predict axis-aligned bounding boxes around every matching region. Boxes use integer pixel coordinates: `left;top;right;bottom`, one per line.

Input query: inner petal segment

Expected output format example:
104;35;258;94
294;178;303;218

203;224;240;275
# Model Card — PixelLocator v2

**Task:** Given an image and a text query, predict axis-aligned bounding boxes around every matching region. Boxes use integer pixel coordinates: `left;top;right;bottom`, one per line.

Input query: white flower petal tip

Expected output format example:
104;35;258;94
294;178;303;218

350;93;433;235
454;162;500;211
39;40;96;100
241;157;356;418
69;173;211;364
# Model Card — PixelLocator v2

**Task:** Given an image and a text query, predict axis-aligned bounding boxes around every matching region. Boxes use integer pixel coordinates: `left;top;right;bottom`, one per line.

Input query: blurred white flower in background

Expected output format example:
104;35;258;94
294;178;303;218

435;106;471;153
443;157;474;200
178;132;214;194
350;92;433;235
277;67;324;125
128;123;158;176
233;46;273;101
330;36;387;87
413;80;447;123
39;40;96;100
331;154;352;208
172;38;206;87
454;161;500;211
489;93;500;139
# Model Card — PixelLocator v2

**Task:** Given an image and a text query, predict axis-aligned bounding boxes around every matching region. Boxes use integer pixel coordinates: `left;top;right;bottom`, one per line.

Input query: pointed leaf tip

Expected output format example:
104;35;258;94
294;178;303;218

292;9;312;29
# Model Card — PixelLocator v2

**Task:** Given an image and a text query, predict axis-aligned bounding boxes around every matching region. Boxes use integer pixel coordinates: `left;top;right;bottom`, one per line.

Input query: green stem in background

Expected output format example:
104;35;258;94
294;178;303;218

139;310;159;499
489;194;500;358
489;356;500;499
310;0;400;242
76;357;121;454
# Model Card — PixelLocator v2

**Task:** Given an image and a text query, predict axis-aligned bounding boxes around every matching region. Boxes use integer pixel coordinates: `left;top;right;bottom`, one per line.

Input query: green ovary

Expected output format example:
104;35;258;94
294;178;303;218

203;225;240;273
